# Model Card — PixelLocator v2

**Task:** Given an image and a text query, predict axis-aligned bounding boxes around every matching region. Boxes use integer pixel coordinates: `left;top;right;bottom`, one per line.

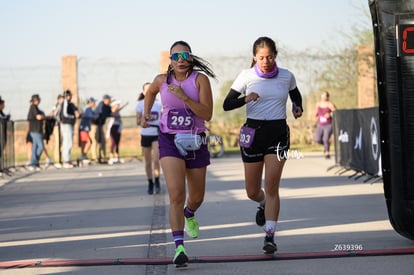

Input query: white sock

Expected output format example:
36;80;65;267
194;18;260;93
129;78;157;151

265;220;277;235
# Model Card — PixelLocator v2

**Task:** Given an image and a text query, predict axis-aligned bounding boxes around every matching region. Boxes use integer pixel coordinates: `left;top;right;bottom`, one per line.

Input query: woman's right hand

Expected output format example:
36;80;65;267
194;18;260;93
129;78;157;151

141;114;150;128
245;92;260;103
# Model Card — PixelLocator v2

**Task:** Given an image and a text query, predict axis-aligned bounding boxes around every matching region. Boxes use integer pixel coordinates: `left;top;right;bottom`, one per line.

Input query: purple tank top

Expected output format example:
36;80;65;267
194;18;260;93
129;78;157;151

317;106;332;125
159;71;207;134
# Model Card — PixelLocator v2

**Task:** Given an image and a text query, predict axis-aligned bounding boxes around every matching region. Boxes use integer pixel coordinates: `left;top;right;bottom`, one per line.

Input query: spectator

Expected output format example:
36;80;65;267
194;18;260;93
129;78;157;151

59;90;79;168
25;98;56;168
40;109;54;166
51;94;64;119
93;94;112;163
26;94;45;171
25;115;33;166
0;97;10;121
79;97;97;162
106;100;123;165
51;94;64;167
0;97;11;167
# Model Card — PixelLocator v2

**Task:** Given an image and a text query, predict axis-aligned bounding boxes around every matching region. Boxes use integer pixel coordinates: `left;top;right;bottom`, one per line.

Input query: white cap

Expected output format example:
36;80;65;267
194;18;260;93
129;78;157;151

111;100;121;106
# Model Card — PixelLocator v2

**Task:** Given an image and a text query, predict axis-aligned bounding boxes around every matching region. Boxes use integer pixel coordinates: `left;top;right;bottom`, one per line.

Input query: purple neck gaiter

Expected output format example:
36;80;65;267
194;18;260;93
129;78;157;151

254;64;279;78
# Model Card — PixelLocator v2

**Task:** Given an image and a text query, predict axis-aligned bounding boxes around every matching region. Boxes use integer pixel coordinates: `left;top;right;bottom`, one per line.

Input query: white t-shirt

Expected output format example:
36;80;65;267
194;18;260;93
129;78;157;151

136;99;162;136
231;67;297;120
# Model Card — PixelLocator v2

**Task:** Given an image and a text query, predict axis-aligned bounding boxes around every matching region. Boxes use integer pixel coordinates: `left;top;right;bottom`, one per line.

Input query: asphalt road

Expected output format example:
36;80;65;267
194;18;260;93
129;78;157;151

0;153;413;275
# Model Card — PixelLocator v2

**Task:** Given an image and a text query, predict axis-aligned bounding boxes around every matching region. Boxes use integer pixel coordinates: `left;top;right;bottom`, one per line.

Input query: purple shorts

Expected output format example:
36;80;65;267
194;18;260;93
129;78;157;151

158;131;210;169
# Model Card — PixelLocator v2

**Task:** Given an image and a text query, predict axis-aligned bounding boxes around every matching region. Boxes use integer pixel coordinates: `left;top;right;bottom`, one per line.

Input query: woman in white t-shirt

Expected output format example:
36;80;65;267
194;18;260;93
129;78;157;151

223;36;303;254
136;82;162;194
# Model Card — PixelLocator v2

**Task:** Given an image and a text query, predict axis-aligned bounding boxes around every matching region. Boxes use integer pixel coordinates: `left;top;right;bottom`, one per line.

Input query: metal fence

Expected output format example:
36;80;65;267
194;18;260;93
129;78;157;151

0;119;15;173
1;114;228;173
11;116;142;168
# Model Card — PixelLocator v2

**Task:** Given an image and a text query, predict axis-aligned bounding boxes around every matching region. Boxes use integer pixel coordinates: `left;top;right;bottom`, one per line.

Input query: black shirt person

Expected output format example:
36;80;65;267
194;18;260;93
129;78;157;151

27;94;45;169
93;94;112;162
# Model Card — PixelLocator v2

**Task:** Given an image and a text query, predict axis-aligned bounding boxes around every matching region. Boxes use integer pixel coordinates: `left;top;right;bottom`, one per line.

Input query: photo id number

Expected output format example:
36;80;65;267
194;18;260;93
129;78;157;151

332;244;363;251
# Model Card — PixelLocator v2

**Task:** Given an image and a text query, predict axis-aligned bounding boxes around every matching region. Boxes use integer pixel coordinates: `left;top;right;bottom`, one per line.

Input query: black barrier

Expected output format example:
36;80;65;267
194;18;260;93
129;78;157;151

333;107;381;176
370;0;414;240
0;119;15;173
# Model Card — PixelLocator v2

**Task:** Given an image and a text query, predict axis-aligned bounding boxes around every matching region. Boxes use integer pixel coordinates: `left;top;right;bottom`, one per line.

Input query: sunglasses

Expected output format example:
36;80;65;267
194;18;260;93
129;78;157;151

170;51;191;61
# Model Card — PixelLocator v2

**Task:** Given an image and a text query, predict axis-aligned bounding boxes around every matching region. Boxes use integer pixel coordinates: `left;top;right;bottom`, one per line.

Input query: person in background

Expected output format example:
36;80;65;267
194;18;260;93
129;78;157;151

25;110;33;166
79;97;97;162
25;98;55;168
106;100;123;165
223;36;303;254
93;94;112;163
40;109;54;167
38;94;65;168
0;97;11;121
136;82;162;195
27;94;45;171
0;97;11;140
314;91;336;159
60;90;79;168
0;97;11;166
51;94;64;167
142;40;216;267
51;94;64;118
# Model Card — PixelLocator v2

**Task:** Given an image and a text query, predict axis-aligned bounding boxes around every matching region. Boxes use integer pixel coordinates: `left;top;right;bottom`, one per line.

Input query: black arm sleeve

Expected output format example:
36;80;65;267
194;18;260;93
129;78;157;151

223;89;246;111
289;87;304;112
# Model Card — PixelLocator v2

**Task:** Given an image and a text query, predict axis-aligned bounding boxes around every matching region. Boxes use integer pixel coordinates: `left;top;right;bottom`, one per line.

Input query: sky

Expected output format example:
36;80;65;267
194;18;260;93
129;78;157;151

0;0;372;119
1;0;371;67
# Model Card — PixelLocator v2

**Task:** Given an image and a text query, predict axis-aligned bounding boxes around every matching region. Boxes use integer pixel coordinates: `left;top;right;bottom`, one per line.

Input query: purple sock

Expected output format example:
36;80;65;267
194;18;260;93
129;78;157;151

172;230;184;248
184;206;195;218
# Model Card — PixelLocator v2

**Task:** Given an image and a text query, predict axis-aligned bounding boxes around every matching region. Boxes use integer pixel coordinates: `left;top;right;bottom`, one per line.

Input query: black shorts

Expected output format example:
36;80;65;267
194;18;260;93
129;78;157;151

141;135;158;148
240;119;290;163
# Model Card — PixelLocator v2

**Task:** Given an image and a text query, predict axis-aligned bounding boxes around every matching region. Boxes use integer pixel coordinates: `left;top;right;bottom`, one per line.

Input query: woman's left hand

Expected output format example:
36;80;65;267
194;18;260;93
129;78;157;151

293;106;303;119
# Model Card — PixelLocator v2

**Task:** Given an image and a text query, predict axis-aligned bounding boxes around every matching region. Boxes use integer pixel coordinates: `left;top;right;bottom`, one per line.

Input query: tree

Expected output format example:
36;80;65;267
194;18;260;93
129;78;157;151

302;22;375;114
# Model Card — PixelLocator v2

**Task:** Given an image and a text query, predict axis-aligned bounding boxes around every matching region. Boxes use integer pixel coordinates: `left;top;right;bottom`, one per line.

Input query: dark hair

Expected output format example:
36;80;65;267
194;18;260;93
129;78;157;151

250;36;278;68
166;40;216;84
31;94;40;102
138;93;144;101
142;82;151;90
63;90;72;96
138;82;151;101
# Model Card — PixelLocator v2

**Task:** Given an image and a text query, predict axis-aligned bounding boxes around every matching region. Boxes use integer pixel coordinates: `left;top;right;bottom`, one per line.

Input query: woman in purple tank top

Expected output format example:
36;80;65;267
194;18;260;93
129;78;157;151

142;41;216;267
314;91;336;159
